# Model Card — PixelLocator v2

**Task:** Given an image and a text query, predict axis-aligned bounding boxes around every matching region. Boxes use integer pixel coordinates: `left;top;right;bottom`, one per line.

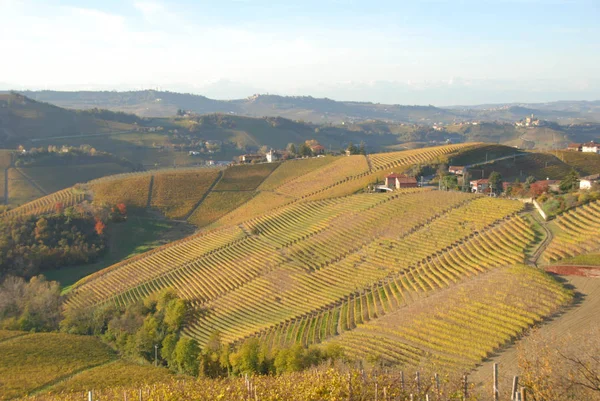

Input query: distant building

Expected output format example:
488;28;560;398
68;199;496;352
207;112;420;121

448;166;466;175
515;113;544;127
530;179;560;195
470;179;489;193
567;143;582;152
580;174;600;190
582;141;600;154
188;151;200;156
239;154;264;163
266;149;281;163
310;144;325;155
385;173;418;189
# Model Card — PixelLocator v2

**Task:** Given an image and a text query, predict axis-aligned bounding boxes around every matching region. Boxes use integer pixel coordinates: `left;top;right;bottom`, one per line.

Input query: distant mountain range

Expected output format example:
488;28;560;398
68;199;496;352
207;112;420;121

11;90;600;124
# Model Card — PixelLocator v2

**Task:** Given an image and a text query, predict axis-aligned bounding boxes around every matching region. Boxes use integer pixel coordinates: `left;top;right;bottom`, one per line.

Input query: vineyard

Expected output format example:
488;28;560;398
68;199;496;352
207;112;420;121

325;265;571;371
65;189;530;359
150;170;220;219
2;187;85;218
367;143;473;171
542;200;600;263
90;174;152;208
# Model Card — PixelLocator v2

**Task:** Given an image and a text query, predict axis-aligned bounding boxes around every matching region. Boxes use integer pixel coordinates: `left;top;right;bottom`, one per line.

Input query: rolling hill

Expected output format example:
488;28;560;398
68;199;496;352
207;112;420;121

2;142;600;400
14;90;600;124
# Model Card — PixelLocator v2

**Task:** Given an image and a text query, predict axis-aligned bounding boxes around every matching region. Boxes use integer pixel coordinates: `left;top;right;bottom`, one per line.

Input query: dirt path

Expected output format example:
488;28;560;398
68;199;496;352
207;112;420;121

146;175;155;208
470;275;600;398
528;213;553;267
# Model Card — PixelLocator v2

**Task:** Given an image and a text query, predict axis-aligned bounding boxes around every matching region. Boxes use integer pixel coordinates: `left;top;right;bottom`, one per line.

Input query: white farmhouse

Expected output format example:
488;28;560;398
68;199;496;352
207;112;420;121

582;141;600;154
580;174;600;190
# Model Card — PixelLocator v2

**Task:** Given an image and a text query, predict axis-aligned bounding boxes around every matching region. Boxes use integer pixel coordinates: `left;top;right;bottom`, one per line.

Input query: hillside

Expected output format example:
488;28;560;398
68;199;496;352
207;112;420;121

15;90;600;124
3;143;600;400
0;93;138;146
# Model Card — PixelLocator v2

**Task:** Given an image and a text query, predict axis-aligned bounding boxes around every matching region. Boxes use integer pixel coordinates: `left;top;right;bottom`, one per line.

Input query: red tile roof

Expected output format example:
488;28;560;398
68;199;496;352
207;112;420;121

397;177;417;184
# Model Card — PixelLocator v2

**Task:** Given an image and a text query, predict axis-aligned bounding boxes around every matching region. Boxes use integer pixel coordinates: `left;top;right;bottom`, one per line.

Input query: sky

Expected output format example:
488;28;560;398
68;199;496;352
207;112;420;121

1;0;599;105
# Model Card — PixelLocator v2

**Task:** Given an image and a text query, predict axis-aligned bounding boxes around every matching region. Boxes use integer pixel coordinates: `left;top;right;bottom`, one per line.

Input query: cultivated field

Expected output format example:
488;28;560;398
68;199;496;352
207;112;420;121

3;187;85;218
150;170;220;219
542;200;600;263
90;174;152;208
258;156;336;191
187;191;256;227
213;163;279;191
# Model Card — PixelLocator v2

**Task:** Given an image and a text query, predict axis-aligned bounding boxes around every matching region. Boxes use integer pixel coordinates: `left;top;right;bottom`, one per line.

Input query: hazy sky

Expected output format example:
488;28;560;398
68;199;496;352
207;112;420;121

1;0;599;104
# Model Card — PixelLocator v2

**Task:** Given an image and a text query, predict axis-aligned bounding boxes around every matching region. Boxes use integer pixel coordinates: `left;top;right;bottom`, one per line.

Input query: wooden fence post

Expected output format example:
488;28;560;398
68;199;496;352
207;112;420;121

348;372;353;401
463;374;468;400
493;363;499;401
434;373;440;399
139;388;143;401
520;387;527;401
511;376;519;401
401;371;405;391
88;391;93;401
416;371;421;394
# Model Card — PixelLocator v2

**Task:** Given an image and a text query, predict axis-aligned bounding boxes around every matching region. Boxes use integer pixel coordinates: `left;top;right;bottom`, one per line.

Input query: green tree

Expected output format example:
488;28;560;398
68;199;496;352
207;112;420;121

173;337;200;375
359;141;366;155
161;333;178;368
346;142;359;155
230;337;261;375
488;171;503;194
163;298;186;332
441;174;458;190
560;169;580;192
299;143;312;157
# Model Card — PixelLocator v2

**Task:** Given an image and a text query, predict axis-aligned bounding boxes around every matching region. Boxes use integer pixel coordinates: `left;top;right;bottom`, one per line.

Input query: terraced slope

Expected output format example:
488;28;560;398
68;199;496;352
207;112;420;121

66;189;522;344
325;265;571;371
542;200;600;263
185;198;524;346
368;143;476;171
255;216;536;349
3;188;85;218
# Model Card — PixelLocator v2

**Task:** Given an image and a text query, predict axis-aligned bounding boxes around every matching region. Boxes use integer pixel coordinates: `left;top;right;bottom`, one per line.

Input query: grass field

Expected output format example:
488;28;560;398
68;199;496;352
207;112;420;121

0;333;116;400
43;360;175;394
7;167;45;206
150;169;220;219
90;174;152;208
0;330;26;342
187;190;256;227
213;163;280;191
551;253;600;266
550;150;600;176
45;211;194;288
18;163;131;194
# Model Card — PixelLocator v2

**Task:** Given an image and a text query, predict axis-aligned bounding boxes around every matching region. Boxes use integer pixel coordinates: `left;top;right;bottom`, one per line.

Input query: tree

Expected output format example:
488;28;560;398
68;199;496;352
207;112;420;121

488;171;503;194
441;174;458;191
299;143;312;157
359;141;366;155
173;337;200;375
346;142;359;155
163;298;186;332
94;218;106;235
287;143;297;155
560;169;580;192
